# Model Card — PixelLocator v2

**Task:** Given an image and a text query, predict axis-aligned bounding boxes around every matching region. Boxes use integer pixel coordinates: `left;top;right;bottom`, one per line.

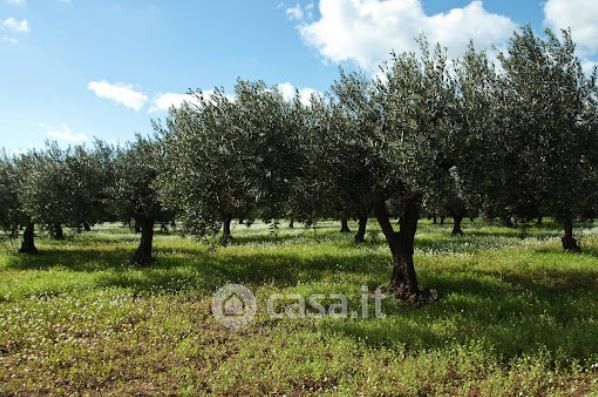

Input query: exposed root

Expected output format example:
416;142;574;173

380;284;440;307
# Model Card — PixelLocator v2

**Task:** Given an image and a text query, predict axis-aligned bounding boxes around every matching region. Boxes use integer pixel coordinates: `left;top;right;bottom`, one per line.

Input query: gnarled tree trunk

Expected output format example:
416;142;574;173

289;218;294;229
83;222;91;232
501;216;514;228
221;214;233;245
561;218;581;252
354;215;367;243
50;223;64;240
19;221;37;254
132;218;154;266
160;222;169;234
340;214;351;233
373;193;422;304
452;215;464;236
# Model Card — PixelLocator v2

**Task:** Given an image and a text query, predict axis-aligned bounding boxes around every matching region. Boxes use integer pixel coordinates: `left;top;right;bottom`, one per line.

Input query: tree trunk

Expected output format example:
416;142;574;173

83;222;91;232
51;223;64;240
289;218;294;229
132;218;154;266
536;216;542;225
134;220;141;233
452;215;464;236
10;226;18;238
501;216;514;228
440;216;445;225
520;222;528;240
373;194;421;304
221;214;233;245
432;213;437;224
340;214;351;233
354;215;367;243
160;222;169;234
561;218;581;252
19;221;37;254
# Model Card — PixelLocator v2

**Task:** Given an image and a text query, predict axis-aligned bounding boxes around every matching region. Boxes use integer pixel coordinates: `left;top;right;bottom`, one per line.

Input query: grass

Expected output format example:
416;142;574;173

0;219;596;395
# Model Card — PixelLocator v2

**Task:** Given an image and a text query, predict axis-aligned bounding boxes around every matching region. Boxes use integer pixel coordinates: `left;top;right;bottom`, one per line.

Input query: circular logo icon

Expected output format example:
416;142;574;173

211;284;256;330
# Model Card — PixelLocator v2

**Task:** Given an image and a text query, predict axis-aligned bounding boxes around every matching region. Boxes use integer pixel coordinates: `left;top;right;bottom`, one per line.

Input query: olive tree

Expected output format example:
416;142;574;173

451;44;505;229
0;152;22;237
305;73;377;243
426;167;469;236
63;140;115;231
17;143;72;246
374;43;457;302
160;87;255;243
111;135;170;265
302;42;456;303
160;81;304;244
496;27;597;251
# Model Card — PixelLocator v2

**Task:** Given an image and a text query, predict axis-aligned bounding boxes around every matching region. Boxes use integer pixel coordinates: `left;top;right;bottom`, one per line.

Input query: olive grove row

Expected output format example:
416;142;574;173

1;27;596;304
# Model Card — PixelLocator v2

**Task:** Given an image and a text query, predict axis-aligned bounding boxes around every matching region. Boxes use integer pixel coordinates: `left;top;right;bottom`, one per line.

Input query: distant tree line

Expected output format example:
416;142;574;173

0;27;596;304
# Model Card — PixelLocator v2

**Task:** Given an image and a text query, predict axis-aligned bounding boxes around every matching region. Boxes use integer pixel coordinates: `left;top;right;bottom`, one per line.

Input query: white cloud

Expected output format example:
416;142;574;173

286;4;304;21
149;92;201;113
88;80;148;111
1;36;17;44
45;124;90;143
544;0;598;56
149;90;236;113
151;85;318;112
298;0;517;70
277;82;320;105
1;17;29;33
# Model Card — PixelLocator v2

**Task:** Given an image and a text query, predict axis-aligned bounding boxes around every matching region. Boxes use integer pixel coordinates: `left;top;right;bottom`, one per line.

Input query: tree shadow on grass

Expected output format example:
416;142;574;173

325;266;597;363
94;249;390;294
3;246;133;271
533;245;598;258
3;244;390;295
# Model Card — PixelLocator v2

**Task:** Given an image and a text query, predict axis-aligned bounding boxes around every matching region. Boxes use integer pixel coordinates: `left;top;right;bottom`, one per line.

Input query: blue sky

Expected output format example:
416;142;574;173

0;0;596;152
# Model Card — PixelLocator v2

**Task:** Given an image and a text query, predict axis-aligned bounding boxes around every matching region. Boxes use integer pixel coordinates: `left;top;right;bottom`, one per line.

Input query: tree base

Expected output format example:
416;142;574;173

19;245;38;255
50;224;64;240
561;236;581;252
451;229;464;236
220;234;233;246
383;284;439;307
131;249;152;266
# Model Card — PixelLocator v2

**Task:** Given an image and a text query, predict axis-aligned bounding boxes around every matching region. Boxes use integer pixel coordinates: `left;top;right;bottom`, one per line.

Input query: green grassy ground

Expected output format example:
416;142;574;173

0;219;596;395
